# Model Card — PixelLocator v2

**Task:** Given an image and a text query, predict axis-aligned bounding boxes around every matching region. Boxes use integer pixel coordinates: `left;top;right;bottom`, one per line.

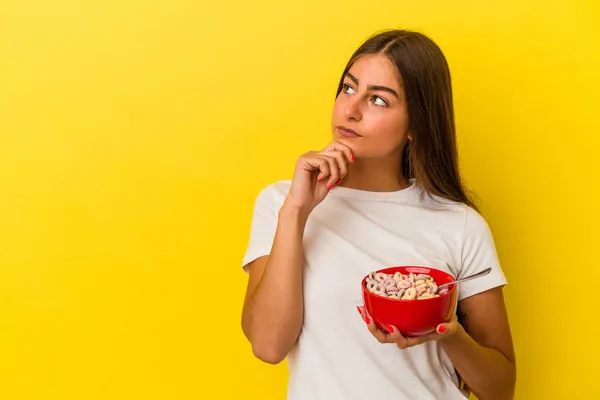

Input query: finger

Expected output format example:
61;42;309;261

321;155;340;189
303;155;330;183
436;317;460;337
405;332;439;347
356;305;365;320
356;305;371;326
324;141;355;163
405;318;463;347
363;309;391;343
357;306;392;343
436;324;449;335
320;150;348;181
386;325;410;349
356;305;370;325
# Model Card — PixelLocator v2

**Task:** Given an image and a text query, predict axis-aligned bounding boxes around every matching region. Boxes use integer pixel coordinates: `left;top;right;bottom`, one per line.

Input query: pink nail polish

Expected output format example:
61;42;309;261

327;183;334;190
351;155;355;162
437;325;447;334
365;315;371;324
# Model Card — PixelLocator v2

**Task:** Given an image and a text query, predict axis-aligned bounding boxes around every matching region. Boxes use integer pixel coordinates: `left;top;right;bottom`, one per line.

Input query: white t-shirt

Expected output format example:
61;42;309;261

241;180;507;400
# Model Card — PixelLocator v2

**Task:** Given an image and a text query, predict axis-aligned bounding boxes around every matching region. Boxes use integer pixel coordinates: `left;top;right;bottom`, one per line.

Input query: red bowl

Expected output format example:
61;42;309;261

361;266;457;337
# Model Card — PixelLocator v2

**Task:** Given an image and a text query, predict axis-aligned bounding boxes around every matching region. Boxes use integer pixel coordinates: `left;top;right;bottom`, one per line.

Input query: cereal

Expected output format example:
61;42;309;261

383;279;396;289
415;283;428;291
403;287;417;300
365;271;451;300
397;280;412;290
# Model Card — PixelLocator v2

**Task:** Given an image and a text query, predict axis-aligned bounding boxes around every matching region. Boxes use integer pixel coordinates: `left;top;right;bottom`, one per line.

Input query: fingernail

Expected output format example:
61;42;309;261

336;179;343;185
351;155;355;162
318;178;324;182
327;183;334;190
437;325;447;334
365;315;371;324
387;324;395;333
356;306;362;315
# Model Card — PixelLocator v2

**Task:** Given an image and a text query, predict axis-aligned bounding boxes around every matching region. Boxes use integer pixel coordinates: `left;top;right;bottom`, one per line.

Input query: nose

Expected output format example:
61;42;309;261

344;98;362;121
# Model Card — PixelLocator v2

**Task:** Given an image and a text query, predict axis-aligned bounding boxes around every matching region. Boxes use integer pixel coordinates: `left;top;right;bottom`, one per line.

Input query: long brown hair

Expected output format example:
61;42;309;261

336;29;478;211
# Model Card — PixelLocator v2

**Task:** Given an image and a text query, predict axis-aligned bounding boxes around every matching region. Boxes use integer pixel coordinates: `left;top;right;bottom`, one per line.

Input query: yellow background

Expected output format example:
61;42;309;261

1;0;598;398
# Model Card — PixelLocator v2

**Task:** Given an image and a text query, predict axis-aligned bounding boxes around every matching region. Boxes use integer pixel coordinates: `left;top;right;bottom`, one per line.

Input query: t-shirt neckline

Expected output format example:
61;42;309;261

328;178;418;201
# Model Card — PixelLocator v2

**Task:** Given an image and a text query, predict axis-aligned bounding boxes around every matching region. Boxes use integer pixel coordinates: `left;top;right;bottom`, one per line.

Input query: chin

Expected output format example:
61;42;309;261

340;141;369;159
334;136;358;149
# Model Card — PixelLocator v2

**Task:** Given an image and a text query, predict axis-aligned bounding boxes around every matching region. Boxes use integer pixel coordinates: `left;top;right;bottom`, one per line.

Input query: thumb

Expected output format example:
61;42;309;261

436;322;457;336
435;319;460;336
436;313;460;336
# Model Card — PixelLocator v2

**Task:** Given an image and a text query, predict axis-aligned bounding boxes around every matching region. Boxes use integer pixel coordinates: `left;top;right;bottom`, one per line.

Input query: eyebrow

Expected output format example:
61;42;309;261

345;73;399;98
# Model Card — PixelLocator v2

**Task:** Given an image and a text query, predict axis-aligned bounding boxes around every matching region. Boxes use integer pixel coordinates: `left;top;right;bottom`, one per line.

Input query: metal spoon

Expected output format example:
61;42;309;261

437;267;492;291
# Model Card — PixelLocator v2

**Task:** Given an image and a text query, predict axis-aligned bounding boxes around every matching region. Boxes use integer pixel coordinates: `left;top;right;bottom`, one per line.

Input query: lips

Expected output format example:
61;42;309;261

337;126;361;138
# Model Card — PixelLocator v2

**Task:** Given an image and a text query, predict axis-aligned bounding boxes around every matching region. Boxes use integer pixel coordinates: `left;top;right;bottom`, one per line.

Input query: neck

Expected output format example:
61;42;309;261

340;156;410;192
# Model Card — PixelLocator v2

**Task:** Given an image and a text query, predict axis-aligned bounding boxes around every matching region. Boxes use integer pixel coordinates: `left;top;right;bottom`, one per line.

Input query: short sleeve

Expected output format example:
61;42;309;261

241;183;286;273
457;207;507;301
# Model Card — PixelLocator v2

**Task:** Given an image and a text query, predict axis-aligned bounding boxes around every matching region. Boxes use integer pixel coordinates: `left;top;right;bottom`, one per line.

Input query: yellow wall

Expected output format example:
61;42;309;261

1;0;598;398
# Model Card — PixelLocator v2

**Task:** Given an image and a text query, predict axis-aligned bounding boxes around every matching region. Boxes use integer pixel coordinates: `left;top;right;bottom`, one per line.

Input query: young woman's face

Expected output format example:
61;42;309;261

331;54;411;158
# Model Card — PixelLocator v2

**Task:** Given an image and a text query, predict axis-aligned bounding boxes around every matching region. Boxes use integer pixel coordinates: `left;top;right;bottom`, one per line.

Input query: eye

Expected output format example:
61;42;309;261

342;83;355;95
371;96;388;107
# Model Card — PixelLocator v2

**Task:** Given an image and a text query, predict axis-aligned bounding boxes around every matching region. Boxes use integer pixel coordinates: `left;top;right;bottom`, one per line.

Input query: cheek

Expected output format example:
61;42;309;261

365;112;409;142
332;98;345;119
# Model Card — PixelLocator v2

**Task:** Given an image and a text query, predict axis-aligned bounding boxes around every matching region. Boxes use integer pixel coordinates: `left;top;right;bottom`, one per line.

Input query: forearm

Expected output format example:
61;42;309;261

440;326;516;400
242;203;308;364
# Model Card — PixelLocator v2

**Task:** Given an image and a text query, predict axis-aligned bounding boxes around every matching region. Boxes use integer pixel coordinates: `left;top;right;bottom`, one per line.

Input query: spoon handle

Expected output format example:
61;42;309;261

438;267;492;290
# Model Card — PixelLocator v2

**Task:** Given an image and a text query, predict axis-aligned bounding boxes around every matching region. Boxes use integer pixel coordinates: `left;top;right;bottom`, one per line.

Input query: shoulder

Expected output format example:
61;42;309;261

411;187;470;219
461;205;494;239
426;196;493;240
411;188;493;237
252;180;291;211
256;180;291;199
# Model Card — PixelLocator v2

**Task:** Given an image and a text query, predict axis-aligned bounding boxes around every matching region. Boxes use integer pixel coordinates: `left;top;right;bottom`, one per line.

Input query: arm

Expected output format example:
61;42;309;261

240;142;353;364
359;206;515;397
439;287;516;400
241;203;308;365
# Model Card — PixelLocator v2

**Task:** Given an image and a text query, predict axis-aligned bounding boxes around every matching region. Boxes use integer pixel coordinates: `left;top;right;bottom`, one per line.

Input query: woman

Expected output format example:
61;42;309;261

240;29;516;400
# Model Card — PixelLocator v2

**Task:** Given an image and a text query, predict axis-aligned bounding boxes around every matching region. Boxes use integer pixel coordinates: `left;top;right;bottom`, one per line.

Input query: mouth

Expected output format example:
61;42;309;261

337;126;361;138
